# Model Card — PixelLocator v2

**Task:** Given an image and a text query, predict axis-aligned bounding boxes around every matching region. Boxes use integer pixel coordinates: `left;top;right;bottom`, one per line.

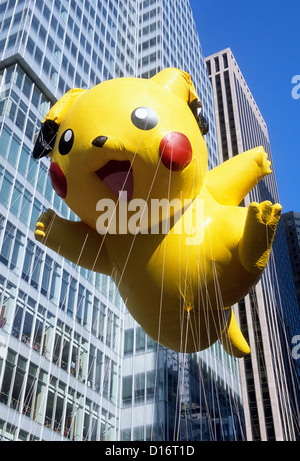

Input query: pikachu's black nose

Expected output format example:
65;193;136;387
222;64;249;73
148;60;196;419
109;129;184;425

92;136;108;148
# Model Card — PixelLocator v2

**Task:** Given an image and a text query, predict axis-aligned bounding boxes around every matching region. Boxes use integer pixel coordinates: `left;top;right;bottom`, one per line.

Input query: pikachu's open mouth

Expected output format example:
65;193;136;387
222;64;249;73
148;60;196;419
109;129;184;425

95;160;133;201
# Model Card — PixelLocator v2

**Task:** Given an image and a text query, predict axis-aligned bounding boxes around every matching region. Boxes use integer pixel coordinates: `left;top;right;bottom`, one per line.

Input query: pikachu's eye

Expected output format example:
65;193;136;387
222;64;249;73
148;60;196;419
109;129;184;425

131;107;158;130
59;129;74;155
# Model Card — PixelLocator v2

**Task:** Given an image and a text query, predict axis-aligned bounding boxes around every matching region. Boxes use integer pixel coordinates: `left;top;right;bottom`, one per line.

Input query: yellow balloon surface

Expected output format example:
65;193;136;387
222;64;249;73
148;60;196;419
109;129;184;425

33;68;282;358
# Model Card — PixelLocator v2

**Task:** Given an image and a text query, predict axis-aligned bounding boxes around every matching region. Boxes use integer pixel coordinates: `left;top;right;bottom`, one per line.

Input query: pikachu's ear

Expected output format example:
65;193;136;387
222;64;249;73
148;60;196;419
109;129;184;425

151;67;199;105
32;88;86;159
151;68;209;136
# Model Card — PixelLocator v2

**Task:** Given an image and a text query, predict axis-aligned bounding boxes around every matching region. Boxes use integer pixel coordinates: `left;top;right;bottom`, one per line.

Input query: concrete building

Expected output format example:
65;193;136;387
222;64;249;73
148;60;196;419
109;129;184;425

205;48;300;440
282;211;300;310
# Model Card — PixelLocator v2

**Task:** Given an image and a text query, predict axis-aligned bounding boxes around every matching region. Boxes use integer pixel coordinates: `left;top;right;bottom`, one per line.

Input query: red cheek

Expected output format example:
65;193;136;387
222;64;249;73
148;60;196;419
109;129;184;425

49;162;67;198
159;132;193;171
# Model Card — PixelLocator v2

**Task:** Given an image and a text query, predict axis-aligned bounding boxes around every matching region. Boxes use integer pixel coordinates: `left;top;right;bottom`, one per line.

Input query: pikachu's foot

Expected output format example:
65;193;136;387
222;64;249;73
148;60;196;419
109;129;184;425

219;308;250;358
238;201;282;273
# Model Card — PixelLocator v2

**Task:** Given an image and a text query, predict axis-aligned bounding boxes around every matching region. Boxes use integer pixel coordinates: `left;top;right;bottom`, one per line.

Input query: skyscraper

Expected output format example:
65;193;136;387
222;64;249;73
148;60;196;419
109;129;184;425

282;211;300;310
205;48;300;440
0;0;139;441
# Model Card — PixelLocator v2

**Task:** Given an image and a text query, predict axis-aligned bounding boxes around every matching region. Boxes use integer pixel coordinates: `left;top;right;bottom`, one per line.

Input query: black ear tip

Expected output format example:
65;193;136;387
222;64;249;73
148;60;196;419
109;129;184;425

198;113;209;136
189;98;209;136
32;119;59;159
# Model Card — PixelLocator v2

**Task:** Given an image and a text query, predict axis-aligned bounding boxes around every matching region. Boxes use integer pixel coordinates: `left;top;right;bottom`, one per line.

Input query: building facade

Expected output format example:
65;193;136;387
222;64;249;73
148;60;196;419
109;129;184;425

282;211;300;311
0;0;139;441
0;0;248;442
205;48;300;440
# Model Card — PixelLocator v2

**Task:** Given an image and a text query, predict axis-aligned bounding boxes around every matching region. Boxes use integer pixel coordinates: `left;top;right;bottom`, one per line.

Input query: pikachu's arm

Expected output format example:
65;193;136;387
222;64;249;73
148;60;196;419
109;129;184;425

34;209;112;275
205;147;272;206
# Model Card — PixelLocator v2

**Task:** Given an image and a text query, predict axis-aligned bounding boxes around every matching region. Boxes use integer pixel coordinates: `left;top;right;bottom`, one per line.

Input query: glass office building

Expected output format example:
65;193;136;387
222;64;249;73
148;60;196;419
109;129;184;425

0;0;245;441
0;0;138;441
206;48;300;440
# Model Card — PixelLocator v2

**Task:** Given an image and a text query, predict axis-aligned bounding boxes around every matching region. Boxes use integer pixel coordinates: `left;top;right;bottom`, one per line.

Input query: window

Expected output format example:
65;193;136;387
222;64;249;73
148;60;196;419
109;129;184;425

134;373;145;404
31;247;43;289
45;174;53;202
19;189;31;225
84;290;91;327
50;262;61;302
27;155;38;185
25;117;35;141
146;370;155;401
12;305;23;339
99;302;106;341
23;77;32;99
22;310;34;343
10;230;25;274
67;278;77;318
0;126;11;158
147;334;156;350
110;361;117;403
37;163;47;195
15;106;26;131
41;255;52;297
22;240;34;281
30;198;42;231
50;70;58;85
59;270;69;310
135;327;145;352
122;375;132;406
1;352;15;405
124;328;133;355
11;180;24;216
18;145;30;175
0;170;14;207
223;53;228;69
0;221;15;265
214;56;220;72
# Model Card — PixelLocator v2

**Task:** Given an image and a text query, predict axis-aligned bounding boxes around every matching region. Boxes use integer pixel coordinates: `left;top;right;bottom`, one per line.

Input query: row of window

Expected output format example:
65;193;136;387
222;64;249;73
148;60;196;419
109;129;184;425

121;423;164;442
206;53;229;77
122;369;158;407
124;326;157;356
0;3;135;92
0;123;80;223
234;73;269;154
0;349;117;440
0;216;121;348
0;89;41;143
2;65;50;117
0;268;121;392
0;167;47;232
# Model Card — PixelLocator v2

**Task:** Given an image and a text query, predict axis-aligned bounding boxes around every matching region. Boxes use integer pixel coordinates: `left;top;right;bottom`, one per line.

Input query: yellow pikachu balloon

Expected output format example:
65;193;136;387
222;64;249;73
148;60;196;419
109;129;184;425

33;68;282;358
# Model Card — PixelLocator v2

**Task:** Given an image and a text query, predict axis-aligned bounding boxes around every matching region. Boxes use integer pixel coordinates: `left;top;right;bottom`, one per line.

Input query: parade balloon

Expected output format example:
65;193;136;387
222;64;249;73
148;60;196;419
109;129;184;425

32;68;282;357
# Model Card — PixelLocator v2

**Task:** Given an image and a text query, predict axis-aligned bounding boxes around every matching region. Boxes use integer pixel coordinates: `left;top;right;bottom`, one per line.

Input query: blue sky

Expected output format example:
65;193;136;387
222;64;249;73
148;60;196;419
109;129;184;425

189;0;300;213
